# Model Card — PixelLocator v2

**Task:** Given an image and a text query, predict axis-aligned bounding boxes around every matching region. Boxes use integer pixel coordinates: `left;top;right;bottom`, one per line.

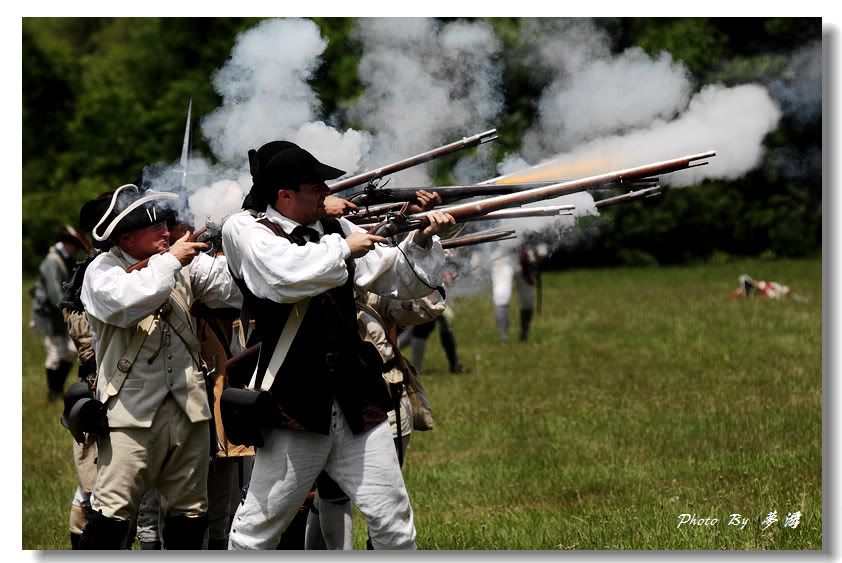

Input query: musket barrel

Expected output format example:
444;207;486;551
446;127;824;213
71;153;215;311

415;152;713;221
441;228;517;249
350;177;656;206
368;151;713;237
328;129;498;194
595;186;662;209
469;205;575;221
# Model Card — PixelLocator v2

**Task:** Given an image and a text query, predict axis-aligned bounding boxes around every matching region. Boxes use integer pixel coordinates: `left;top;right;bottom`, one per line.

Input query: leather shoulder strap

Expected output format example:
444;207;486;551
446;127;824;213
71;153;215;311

104;313;156;397
250;298;310;391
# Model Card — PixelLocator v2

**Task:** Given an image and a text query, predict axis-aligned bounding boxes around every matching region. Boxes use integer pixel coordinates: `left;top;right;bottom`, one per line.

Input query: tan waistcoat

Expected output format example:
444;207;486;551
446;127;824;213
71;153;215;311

88;252;211;428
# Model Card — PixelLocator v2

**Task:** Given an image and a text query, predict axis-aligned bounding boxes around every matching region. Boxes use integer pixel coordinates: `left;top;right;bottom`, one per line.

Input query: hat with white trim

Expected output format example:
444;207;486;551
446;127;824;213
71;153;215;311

89;184;178;243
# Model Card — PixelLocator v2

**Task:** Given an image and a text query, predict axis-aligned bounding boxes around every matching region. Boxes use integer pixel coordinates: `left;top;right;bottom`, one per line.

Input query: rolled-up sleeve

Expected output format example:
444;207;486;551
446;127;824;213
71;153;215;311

347;220;445;300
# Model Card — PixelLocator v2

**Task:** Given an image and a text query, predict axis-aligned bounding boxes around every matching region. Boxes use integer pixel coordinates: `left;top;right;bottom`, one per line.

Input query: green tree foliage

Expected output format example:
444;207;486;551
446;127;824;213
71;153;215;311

22;17;258;270
546;17;821;269
22;17;821;272
633;18;729;76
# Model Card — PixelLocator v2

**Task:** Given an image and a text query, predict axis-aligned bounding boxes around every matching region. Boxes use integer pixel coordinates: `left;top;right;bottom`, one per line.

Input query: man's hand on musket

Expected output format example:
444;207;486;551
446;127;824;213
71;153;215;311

414;211;457;246
346;232;388;258
407;190;442;214
323;195;358;218
169;231;209;266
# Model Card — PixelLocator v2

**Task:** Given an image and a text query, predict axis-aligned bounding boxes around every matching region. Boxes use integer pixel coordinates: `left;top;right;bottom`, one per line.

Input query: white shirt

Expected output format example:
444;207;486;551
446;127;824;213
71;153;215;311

221;210;257;277
81;246;243;329
223;205;445;304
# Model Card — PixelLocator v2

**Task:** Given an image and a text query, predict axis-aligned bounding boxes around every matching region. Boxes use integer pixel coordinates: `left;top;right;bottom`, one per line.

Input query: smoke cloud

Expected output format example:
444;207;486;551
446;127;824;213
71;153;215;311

528;47;693;154
137;17;794;295
347;18;504;187
146;18;370;228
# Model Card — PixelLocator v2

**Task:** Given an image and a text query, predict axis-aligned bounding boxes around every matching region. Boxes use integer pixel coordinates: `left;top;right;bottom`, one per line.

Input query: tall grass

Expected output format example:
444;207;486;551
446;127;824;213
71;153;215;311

23;258;822;550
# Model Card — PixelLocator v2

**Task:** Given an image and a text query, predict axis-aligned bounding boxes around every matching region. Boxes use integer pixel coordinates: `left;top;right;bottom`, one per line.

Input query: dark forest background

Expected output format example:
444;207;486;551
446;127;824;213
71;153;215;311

21;17;822;272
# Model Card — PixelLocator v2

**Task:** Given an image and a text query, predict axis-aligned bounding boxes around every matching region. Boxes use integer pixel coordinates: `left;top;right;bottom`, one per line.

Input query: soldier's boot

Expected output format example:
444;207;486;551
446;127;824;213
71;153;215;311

519;308;534;341
47;360;74;400
206;538;228;550
46;369;62;401
410;337;428;373
439;324;463;373
140;541;162;550
162;513;208;550
495;305;509;342
78;510;132;550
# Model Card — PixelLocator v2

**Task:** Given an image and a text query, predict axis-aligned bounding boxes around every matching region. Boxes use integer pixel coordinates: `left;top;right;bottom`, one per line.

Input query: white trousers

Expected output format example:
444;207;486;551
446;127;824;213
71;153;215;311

492;259;534;309
228;401;416;550
43;334;76;370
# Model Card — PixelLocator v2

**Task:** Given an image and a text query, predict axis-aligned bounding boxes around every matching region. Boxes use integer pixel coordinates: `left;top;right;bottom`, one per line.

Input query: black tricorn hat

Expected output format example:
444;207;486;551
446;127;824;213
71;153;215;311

243;141;345;211
79;192;118;250
80;192;114;233
90;184;178;243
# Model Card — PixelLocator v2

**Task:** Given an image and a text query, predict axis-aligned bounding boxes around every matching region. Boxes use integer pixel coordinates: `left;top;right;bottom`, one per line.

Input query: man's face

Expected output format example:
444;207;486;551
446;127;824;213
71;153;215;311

279;182;330;225
119;221;170;260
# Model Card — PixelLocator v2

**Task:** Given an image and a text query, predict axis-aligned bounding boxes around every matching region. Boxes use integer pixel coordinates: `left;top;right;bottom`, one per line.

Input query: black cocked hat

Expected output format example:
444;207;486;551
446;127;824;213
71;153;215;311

243;141;345;211
89;184;178;243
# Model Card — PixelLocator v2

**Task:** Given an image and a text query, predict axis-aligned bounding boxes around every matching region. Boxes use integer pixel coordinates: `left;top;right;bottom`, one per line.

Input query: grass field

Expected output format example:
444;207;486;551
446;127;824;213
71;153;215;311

21;257;822;550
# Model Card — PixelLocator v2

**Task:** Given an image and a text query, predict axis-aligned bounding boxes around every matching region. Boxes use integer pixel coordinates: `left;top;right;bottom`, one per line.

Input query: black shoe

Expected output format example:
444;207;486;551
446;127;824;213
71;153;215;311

78;510;132;550
162;513;208;550
207;538;228;550
140;541;162;550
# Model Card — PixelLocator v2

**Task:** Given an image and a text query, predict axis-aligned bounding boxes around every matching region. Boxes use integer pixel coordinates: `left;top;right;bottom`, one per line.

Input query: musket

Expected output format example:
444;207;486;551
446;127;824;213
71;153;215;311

441;229;518;250
345;202;407;224
366;151;715;237
594;186;661;210
346;178;657;206
355;204;575;230
327;129;498;195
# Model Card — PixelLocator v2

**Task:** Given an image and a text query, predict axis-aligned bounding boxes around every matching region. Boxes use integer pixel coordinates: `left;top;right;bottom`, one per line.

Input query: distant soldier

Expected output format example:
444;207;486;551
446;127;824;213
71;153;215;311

31;226;90;400
490;243;537;342
398;271;463;374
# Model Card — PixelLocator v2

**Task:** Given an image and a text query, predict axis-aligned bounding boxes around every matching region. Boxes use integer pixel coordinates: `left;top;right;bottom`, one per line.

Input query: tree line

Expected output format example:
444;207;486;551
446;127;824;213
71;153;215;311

22;17;821;272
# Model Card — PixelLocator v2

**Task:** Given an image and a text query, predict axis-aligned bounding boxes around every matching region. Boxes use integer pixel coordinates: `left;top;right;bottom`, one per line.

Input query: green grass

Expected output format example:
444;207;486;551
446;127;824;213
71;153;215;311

22;257;822;550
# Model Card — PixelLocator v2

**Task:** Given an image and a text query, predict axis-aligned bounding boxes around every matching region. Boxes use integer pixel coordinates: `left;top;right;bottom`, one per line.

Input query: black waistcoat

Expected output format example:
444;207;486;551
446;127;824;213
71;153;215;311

235;217;390;435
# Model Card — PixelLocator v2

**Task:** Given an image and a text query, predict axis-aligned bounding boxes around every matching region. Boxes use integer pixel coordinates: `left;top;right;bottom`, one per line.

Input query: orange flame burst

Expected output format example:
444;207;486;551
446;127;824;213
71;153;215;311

494;156;620;185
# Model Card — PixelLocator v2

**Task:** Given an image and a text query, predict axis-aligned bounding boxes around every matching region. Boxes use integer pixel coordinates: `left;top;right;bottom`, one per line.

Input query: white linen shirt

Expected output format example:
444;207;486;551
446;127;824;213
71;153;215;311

81;247;242;330
223;205;445;304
